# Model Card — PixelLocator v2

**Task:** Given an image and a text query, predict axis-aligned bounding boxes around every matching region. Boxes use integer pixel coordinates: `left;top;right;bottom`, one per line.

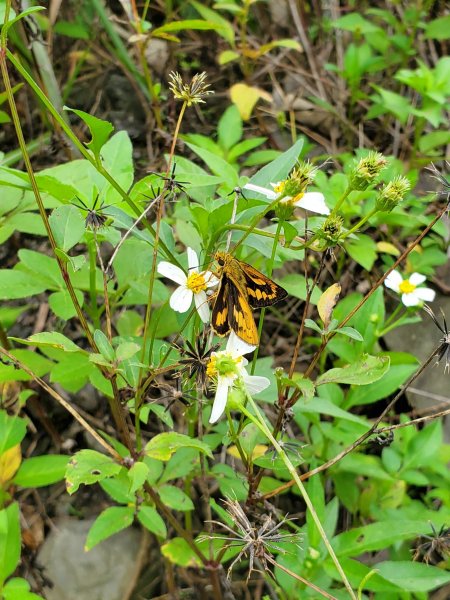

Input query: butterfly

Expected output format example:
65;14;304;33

211;252;288;345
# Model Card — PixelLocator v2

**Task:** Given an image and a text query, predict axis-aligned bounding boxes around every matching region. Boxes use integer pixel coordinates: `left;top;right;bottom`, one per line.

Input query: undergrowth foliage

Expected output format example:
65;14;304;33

0;3;450;600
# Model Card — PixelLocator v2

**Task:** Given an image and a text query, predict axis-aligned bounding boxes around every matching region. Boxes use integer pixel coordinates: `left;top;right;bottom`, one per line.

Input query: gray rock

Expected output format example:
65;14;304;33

38;517;144;600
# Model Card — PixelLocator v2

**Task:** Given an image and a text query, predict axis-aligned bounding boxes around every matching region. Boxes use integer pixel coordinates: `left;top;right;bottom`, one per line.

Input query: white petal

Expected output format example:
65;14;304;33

209;377;230;423
414;287;436;302
169;286;193;313
409;272;426;286
204;271;219;288
187;247;200;271
243;374;270;395
295;192;330;215
384;270;403;293
226;331;257;356
401;292;420;307
158;262;187;285
194;290;210;323
243;183;278;200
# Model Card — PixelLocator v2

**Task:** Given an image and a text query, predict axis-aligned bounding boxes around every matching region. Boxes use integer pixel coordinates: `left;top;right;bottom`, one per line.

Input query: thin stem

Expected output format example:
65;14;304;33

240;393;356;599
265;555;338;600
341;207;378;239
373;407;450;434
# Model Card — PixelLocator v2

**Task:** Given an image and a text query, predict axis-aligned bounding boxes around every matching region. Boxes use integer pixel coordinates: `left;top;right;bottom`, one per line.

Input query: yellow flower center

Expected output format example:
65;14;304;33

186;271;207;294
399;279;416;294
273;181;285;194
206;353;242;378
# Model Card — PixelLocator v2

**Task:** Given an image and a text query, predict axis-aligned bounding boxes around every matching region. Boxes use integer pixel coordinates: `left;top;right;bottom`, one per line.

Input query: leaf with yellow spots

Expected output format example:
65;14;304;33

318;283;341;329
0;444;22;486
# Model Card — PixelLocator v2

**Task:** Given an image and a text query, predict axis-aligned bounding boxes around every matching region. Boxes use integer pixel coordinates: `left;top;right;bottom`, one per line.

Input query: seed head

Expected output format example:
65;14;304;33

168;71;214;106
376;175;410;212
350;152;387;191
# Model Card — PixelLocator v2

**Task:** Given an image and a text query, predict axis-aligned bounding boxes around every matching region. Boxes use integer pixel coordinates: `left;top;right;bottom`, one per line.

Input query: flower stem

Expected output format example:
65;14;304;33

341;208;378;239
239;392;356;599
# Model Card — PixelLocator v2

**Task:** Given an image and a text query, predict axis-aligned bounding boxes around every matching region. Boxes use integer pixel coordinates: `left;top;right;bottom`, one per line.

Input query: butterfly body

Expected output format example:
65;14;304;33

212;252;288;345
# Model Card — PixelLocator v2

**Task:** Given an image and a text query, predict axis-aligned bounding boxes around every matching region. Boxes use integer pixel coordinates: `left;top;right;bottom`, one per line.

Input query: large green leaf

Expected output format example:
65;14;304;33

246;139;304;196
13;455;69;488
316;354;390;386
145;432;213;461
65;449;121;494
137;505;167;539
49;205;85;252
377;561;450;592
0;411;27;455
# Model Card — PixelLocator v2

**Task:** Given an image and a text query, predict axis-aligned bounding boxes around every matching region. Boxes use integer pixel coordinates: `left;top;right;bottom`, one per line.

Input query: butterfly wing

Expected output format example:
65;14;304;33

227;278;259;345
240;262;288;308
211;277;230;337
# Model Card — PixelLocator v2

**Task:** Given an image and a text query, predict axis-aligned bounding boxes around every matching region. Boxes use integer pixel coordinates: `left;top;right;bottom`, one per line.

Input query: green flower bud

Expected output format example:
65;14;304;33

375;176;410;212
319;214;344;244
349;152;387;191
227;388;245;410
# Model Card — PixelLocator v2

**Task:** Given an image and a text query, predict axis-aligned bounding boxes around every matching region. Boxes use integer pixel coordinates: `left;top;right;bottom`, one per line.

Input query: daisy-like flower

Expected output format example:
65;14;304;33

243;182;329;215
384;270;436;307
206;332;270;423
157;248;218;323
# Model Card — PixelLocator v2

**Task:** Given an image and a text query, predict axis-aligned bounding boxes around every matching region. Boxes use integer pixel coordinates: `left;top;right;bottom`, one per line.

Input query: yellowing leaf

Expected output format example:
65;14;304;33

376;242;400;256
227;444;268;460
230;83;272;120
318;283;341;328
0;444;22;485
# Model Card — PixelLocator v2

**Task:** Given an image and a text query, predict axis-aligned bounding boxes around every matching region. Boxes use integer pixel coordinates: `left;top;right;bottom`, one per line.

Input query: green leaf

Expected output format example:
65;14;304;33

278;273;322;304
0;6;45;39
137;505;167;538
332;13;381;33
246;139;304;193
2;577;44;600
145;432;213;461
218;105;242;151
190;1;235;44
402;419;442;470
158;485;194;512
185;142;239;188
345;234;377;270
49;205;86;251
127;461;149;495
48;288;84;320
161;537;202;567
65;449;121;495
0;411;27;455
377;561;450;592
20;331;82;353
0;502;20;585
93;329;115;362
159;448;199;484
152;19;228;36
336;326;364;341
115;342;141;362
0;270;47;300
424;15;450;40
13;455;69;488
316;354;390;386
64;107;114;159
85;506;134;551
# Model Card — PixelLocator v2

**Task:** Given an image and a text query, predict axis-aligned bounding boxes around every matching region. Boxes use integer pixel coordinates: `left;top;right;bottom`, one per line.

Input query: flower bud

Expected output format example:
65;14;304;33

319;214;344;245
375;176;410;212
349;152;387;191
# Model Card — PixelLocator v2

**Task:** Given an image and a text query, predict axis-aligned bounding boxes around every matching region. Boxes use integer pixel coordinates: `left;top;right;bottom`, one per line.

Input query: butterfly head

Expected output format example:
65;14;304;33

214;251;229;267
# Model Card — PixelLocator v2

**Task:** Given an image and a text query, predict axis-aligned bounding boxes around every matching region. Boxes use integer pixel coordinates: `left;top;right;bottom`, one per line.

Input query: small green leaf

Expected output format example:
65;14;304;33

115;342;141;362
0;502;20;584
336;326;364;341
65;449;121;495
19;332;82;353
2;577;43;600
145;432;213;461
48;289;84;321
49;205;85;251
93;329;115;362
137;505;167;538
304;318;323;333
158;485;194;512
13;455;69;488
161;537;202;567
85;506;134;551
64;106;114;159
127;461;149;495
316;354;390;386
0;411;27;455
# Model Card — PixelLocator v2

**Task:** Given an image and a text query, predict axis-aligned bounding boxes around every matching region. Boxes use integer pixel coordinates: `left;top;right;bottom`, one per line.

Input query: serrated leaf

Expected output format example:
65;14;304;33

145;432;213;461
316;354;390;385
318;283;341;328
64;107;114;159
65;449;121;494
85;506;134;551
127;461;149;495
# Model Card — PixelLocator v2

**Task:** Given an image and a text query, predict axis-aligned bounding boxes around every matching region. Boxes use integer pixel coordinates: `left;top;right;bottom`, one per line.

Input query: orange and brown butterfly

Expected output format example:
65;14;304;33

211;251;288;345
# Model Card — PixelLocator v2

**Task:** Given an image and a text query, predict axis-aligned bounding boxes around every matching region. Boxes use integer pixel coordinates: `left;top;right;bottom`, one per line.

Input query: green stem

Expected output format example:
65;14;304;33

341;208;378;239
88;240;100;328
330;185;352;216
239;392;356;599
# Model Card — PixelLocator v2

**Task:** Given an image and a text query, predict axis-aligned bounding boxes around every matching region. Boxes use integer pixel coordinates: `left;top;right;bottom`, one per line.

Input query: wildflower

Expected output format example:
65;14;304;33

204;499;300;580
244;182;329;216
157;247;218;323
423;304;450;373
384;270;435;307
375;176;410;212
168;71;213;106
206;332;270;423
349;151;387;191
174;334;220;391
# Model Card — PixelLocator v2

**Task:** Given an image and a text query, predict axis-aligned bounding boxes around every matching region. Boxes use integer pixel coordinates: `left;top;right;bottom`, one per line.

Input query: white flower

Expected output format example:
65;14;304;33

243;182;329;215
207;332;270;423
384;270;436;307
157;248;218;323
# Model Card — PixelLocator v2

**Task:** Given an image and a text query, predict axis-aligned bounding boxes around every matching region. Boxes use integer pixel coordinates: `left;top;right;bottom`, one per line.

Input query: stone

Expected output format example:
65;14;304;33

38;517;144;600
